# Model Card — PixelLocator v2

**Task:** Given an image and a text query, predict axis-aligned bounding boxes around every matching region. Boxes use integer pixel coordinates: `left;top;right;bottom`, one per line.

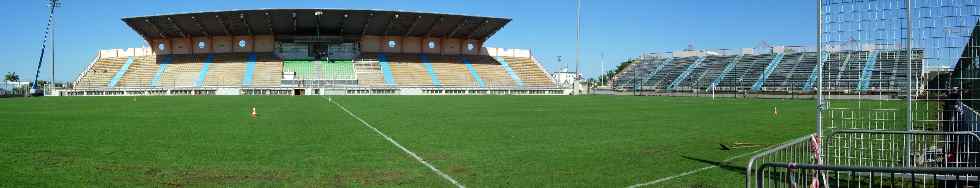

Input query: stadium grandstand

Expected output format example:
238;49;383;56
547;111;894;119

609;48;925;95
60;9;563;96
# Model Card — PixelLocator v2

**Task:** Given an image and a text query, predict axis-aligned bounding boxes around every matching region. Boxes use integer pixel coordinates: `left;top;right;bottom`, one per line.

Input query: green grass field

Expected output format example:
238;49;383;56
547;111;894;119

0;96;817;187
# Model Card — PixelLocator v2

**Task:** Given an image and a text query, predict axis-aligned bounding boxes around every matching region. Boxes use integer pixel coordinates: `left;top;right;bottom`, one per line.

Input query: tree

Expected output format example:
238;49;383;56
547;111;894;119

4;72;19;82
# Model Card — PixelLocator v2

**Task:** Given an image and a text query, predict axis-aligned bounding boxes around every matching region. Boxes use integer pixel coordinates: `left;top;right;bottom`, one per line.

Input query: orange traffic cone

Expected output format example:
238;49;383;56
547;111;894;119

251;107;257;119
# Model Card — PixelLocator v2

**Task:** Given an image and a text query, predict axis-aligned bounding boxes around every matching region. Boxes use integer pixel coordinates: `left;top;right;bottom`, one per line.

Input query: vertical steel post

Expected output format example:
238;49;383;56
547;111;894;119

905;0;914;167
817;0;824;139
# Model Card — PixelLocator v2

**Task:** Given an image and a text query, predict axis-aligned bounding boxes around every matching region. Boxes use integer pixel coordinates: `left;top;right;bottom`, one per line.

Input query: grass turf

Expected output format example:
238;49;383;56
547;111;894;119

0;96;817;187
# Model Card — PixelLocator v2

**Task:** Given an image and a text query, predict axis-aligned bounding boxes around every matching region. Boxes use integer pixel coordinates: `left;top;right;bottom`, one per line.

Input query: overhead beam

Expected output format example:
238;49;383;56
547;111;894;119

382;14;399;35
240;13;254;36
315;11;322;37
465;19;490;39
425;17;444;38
190;16;210;37
166;17;189;38
360;13;375;36
403;15;422;37
446;18;468;38
144;19;168;39
265;12;274;35
339;13;350;34
214;15;232;36
482;21;504;41
291;12;298;33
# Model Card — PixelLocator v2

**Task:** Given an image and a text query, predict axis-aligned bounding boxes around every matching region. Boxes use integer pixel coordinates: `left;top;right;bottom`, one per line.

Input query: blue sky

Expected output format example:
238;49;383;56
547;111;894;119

0;0;815;82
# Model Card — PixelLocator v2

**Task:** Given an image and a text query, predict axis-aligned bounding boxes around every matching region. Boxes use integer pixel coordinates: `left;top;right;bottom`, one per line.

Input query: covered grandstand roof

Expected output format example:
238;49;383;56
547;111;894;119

122;9;511;40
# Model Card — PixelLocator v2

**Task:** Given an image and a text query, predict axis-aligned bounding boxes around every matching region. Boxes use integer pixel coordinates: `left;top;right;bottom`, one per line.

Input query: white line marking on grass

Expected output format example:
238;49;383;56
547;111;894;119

626;148;767;188
323;96;466;188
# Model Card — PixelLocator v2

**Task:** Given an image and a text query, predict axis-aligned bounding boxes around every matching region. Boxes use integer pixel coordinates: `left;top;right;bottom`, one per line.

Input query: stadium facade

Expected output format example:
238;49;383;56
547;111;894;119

59;9;565;96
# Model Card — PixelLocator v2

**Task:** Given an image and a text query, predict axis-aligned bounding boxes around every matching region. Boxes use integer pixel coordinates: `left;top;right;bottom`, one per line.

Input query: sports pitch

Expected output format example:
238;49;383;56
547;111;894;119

0;96;817;187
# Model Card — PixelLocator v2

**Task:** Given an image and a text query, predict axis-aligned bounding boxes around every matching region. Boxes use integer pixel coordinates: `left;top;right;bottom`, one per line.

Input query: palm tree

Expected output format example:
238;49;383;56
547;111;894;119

4;72;19;82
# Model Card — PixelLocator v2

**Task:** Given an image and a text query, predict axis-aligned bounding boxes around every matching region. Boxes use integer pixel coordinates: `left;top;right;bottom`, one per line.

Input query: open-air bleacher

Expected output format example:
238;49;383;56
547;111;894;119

609;49;925;93
72;52;556;90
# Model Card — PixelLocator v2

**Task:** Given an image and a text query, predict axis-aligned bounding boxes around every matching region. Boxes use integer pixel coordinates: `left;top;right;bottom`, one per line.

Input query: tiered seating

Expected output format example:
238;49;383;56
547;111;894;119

428;55;479;87
776;52;819;90
641;57;695;89
609;58;668;89
283;61;316;80
757;53;800;90
731;54;775;89
117;55;159;88
251;53;282;87
322;60;356;80
500;56;556;88
689;56;737;90
354;54;388;87
468;56;516;88
157;54;208;87
74;57;129;88
203;53;249;86
384;53;433;86
609;50;923;93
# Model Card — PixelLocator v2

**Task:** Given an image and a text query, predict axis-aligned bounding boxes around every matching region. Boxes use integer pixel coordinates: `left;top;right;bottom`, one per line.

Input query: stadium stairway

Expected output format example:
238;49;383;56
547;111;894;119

107;56;135;88
667;56;707;90
803;52;830;92
74;56;129;88
751;53;785;91
117;55;160;88
386;54;430;86
242;53;257;86
193;54;214;87
203;53;248;86
501;56;556;88
251;53;283;87
469;56;515;88
377;54;397;86
494;56;525;88
641;58;672;87
150;56;172;87
707;55;741;91
428;55;479;87
419;54;442;87
857;51;879;91
461;57;487;88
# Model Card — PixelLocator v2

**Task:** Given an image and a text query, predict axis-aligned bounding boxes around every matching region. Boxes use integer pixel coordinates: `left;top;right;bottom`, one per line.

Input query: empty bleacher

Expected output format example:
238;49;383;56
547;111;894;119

203;53;249;86
609;50;924;93
116;55;159;88
74;56;129;88
427;55;479;87
500;56;556;88
468;56;516;88
250;53;282;87
353;55;387;87
72;52;555;90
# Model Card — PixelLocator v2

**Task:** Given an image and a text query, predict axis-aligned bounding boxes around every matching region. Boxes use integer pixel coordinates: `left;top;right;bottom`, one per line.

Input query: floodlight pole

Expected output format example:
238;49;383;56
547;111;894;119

30;0;61;96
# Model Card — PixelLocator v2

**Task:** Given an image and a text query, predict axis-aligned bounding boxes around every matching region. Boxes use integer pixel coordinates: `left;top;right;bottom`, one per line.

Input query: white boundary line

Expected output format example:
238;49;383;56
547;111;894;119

323;96;466;188
626;148;767;188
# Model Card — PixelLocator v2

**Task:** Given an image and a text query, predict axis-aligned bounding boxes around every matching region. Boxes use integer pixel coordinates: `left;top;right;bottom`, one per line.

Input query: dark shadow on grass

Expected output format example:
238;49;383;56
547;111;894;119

681;155;746;173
